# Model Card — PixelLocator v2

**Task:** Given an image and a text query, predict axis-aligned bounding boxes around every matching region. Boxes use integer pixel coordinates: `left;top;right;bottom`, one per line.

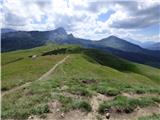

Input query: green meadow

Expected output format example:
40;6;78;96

2;44;160;119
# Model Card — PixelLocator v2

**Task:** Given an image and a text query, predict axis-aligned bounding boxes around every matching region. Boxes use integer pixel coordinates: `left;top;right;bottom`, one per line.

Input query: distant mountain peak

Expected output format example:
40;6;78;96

101;35;122;42
56;27;65;31
68;33;74;38
53;27;67;35
101;35;123;42
108;35;119;39
97;35;143;53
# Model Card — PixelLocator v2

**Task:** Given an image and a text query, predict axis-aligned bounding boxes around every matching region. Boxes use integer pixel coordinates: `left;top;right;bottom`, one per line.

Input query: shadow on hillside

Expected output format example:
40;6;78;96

41;47;138;73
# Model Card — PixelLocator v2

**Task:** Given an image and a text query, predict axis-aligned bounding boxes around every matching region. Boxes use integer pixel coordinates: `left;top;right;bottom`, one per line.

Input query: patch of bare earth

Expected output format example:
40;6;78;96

28;93;160;120
27;93;113;120
45;101;86;120
84;93;114;120
109;106;160;120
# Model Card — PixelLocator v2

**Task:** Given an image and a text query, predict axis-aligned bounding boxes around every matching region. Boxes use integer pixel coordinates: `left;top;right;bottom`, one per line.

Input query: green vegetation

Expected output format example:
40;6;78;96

72;100;92;112
98;95;160;114
1;44;78;90
96;86;120;96
139;114;160;120
69;86;93;97
52;94;92;112
2;43;160;119
2;55;66;90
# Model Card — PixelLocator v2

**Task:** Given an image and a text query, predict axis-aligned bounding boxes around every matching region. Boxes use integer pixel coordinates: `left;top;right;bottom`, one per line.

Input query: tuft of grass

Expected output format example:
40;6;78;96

51;94;72;112
72;100;92;112
98;95;159;114
52;94;91;112
69;86;93;97
151;96;160;103
96;86;120;96
98;96;136;114
31;103;50;115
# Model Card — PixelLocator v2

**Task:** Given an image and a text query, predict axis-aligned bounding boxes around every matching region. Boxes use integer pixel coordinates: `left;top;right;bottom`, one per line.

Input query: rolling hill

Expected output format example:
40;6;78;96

1;44;160;119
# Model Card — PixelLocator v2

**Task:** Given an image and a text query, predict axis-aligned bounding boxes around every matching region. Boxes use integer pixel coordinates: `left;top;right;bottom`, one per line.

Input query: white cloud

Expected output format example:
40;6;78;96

1;0;160;42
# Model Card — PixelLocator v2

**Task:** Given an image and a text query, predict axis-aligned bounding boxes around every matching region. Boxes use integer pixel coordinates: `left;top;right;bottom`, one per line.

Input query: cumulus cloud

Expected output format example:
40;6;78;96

1;0;160;41
109;1;160;29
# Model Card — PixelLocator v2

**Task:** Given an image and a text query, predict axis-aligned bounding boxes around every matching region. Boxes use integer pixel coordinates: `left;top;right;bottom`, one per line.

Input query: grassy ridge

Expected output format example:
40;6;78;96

2;44;160;119
2;55;66;90
2;43;73;65
1;44;77;90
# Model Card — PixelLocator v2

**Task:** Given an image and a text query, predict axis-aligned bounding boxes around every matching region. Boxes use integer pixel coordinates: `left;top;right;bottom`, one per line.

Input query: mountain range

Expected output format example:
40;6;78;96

1;27;160;68
143;42;160;50
124;37;160;50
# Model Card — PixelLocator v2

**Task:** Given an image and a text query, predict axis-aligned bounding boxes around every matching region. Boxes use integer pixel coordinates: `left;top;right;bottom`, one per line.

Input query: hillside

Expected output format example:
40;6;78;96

1;27;68;52
2;44;160;120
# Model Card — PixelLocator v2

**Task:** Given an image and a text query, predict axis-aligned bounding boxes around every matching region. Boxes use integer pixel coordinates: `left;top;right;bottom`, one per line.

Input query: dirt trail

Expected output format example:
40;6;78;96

2;55;70;97
38;55;69;80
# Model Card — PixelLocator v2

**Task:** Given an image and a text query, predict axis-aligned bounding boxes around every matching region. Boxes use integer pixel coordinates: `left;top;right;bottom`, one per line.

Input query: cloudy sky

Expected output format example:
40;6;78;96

1;0;160;42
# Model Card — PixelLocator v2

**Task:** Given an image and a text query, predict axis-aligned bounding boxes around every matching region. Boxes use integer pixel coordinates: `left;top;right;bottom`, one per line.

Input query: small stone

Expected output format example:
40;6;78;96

56;108;60;112
28;116;34;119
106;112;110;119
60;112;65;118
136;106;140;110
32;55;37;59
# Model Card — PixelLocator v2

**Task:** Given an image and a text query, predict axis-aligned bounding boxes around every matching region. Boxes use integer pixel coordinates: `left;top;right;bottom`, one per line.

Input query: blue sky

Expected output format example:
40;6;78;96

1;0;160;42
98;10;115;22
136;24;160;36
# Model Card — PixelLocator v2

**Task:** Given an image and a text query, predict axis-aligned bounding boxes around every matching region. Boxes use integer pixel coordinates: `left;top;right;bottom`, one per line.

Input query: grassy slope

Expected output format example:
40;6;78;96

2;44;160;119
2;55;66;90
1;44;72;90
2;43;73;65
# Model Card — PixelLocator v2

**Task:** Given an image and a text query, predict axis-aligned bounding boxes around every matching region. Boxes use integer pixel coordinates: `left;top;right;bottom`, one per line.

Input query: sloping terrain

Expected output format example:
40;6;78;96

1;44;71;91
1;27;67;52
1;44;160;120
